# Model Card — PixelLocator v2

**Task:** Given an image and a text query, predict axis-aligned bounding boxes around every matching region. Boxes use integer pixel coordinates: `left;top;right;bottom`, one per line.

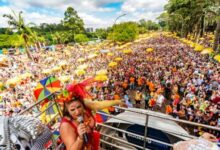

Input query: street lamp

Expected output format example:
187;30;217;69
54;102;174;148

114;13;127;25
113;13;127;45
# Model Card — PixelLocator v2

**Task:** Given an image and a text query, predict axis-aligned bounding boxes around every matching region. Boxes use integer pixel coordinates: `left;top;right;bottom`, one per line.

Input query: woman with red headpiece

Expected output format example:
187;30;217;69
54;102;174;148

59;78;121;150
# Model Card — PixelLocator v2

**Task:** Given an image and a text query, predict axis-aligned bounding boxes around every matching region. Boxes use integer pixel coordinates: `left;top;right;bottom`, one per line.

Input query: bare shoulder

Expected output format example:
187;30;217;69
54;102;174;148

60;121;77;146
60;121;76;135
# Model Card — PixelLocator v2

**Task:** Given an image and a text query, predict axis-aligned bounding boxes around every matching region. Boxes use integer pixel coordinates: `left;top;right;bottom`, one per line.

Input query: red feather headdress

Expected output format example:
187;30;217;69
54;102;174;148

58;77;94;103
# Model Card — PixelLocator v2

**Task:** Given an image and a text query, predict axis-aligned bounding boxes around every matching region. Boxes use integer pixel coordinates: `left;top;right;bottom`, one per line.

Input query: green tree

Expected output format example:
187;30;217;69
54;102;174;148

0;34;24;49
74;34;89;43
164;0;219;51
211;0;220;52
94;28;108;39
139;19;147;28
145;20;160;30
3;11;33;59
0;28;13;34
63;7;85;43
108;22;139;43
138;19;159;31
157;12;169;30
138;19;148;33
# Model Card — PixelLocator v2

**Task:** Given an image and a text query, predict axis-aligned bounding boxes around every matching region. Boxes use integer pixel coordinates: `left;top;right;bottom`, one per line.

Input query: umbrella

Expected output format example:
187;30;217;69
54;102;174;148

107;52;114;56
88;54;98;59
194;44;204;51
59;61;68;67
201;48;213;55
108;62;117;67
190;42;195;48
199;37;204;40
94;75;108;81
45;100;58;115
42;69;52;75
214;55;220;62
209;39;214;43
123;49;132;54
6;77;21;87
96;69;108;75
74;69;86;75
59;75;71;83
20;73;33;79
34;76;61;101
115;57;123;61
77;64;88;70
52;66;62;72
0;55;8;63
45;57;54;62
146;48;154;52
77;58;86;62
0;82;3;88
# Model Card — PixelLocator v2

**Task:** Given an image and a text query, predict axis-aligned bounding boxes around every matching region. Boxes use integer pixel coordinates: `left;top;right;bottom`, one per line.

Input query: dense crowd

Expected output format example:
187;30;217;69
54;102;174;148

0;34;219;138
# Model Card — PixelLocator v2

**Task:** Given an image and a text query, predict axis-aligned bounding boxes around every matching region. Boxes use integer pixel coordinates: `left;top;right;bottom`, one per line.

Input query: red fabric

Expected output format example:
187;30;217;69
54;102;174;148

212;96;220;104
93;131;100;150
60;109;98;150
66;77;94;100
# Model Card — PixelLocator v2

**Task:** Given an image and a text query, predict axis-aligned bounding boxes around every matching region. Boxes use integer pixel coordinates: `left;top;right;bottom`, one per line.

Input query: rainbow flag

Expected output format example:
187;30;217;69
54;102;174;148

95;108;109;123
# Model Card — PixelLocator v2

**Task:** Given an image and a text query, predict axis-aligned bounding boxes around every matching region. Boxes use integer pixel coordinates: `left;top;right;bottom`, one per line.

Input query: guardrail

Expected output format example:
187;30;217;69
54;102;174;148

16;96;220;150
96;106;220;150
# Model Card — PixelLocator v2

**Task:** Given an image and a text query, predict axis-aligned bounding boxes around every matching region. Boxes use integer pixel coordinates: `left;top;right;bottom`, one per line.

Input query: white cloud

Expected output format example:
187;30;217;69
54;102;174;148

79;13;111;29
0;6;62;27
0;6;14;27
120;0;167;22
121;0;166;13
24;12;62;26
0;0;167;29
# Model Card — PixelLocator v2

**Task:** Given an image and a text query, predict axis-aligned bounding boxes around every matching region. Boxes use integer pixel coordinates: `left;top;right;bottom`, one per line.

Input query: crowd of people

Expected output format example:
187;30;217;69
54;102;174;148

0;33;219;140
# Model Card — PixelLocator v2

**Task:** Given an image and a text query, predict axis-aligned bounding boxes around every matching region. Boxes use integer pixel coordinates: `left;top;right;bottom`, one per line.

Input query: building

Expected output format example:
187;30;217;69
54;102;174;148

86;27;93;32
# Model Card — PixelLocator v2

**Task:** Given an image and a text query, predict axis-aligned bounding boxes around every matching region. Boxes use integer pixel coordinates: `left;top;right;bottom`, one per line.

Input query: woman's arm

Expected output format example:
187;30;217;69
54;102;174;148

60;123;84;150
84;98;121;111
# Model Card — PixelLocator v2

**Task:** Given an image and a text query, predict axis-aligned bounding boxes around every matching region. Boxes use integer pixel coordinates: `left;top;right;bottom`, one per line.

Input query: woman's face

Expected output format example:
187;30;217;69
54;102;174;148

66;100;84;119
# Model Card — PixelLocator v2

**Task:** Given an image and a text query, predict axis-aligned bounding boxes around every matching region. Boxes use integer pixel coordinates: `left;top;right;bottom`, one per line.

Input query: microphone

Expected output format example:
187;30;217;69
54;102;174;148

77;116;89;143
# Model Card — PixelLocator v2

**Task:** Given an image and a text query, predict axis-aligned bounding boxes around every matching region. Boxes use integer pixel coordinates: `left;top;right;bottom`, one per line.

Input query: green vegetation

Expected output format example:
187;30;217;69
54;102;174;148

158;0;220;52
74;34;89;43
3;11;34;59
1;2;219;52
0;34;23;48
108;22;139;42
63;7;85;42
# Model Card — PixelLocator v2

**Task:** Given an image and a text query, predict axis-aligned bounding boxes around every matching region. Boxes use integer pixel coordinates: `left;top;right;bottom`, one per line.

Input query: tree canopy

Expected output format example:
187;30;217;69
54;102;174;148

108;22;139;43
158;0;220;51
74;34;89;43
63;7;85;42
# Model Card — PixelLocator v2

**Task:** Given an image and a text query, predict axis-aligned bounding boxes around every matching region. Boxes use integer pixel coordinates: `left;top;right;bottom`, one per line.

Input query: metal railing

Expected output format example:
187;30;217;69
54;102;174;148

96;106;220;150
15;95;220;150
16;94;63;149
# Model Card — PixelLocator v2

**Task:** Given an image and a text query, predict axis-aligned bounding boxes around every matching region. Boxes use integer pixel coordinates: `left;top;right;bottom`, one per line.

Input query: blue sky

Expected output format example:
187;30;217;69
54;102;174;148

0;0;167;29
